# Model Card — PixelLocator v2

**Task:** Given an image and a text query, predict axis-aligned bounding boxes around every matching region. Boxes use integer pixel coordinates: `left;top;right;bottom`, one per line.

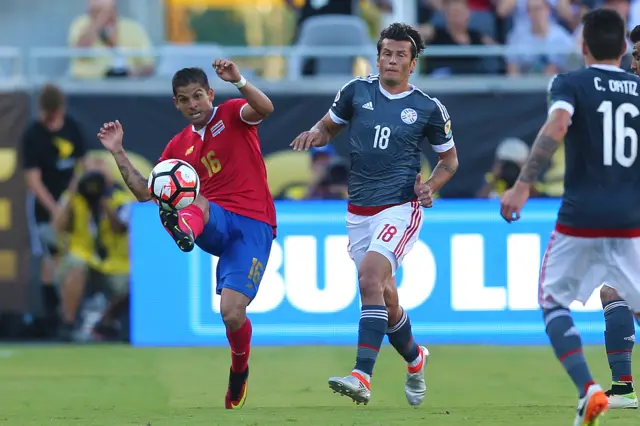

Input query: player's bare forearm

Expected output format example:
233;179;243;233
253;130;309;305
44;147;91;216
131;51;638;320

111;150;152;202
517;134;560;184
426;147;458;193
311;113;344;145
239;82;274;120
517;112;567;185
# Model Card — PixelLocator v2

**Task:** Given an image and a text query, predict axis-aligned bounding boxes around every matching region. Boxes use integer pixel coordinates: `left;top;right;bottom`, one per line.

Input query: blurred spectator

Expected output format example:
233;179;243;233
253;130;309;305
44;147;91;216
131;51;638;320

68;0;154;79
573;0;633;67
304;145;346;199
477;137;537;198
276;145;348;200
22;83;86;337
51;157;132;341
500;0;575;32
506;0;574;76
419;0;496;75
424;0;515;42
287;0;392;29
313;159;349;199
286;0;392;76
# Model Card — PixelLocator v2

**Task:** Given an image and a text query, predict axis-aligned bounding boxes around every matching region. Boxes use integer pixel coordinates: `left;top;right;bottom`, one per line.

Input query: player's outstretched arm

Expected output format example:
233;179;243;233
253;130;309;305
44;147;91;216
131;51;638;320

213;58;274;123
291;112;344;151
97;121;152;202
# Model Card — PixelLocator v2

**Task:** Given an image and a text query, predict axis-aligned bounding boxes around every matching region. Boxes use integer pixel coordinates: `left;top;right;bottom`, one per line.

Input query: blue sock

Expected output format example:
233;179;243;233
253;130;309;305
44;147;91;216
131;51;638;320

544;307;594;398
387;308;420;363
353;305;388;378
604;300;635;384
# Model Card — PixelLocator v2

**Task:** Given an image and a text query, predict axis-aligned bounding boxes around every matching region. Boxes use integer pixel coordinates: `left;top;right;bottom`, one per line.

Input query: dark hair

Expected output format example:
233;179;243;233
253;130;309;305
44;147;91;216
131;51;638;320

631;25;640;44
39;83;64;115
377;23;425;60
172;67;210;96
582;8;626;61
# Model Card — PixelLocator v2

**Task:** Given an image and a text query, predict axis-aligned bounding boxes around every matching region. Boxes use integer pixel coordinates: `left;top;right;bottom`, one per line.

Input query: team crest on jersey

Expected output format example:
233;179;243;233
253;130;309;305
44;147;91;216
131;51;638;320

400;108;418;124
444;120;452;138
210;120;225;137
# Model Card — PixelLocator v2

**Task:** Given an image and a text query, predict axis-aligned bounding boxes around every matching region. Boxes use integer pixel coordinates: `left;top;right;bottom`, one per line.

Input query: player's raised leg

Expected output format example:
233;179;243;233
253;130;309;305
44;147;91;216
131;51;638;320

600;285;638;409
384;279;429;406
328;251;390;405
159;194;210;252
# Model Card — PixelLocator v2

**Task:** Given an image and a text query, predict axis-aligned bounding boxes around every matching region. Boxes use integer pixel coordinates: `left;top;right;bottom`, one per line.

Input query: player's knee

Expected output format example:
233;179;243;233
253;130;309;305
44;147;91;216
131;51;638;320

600;285;622;306
219;292;248;331
221;307;246;331
358;272;384;300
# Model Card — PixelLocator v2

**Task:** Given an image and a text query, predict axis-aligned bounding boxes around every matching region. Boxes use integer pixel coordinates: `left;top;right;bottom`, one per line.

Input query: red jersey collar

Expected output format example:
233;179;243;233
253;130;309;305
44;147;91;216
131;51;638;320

191;107;218;140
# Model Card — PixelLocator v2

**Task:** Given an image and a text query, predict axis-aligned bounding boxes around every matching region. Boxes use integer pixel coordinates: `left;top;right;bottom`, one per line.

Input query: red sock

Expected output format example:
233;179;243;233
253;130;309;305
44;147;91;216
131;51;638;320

178;204;205;238
226;318;252;373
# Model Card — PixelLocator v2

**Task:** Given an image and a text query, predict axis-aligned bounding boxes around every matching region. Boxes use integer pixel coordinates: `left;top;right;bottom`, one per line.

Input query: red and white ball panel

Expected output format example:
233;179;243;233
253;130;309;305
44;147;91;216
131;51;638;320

148;159;200;211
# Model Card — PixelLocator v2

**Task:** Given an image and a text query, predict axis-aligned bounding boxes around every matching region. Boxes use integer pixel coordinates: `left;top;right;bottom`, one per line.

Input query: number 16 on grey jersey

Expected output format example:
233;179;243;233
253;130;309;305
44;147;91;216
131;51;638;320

329;75;455;208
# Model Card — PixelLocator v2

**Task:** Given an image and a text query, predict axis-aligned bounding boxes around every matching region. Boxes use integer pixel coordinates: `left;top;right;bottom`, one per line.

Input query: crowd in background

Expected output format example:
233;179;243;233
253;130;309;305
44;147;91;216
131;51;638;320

54;0;637;81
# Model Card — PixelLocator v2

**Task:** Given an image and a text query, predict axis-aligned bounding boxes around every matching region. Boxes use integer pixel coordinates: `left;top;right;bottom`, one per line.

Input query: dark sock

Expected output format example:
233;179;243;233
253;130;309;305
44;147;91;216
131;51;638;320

604;300;635;385
353;305;388;378
41;285;59;336
387;308;420;363
544;307;594;398
41;285;59;316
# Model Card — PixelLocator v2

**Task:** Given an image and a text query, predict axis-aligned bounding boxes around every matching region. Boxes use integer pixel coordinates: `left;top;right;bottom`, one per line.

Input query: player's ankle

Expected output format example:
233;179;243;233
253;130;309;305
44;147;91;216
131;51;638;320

611;381;634;394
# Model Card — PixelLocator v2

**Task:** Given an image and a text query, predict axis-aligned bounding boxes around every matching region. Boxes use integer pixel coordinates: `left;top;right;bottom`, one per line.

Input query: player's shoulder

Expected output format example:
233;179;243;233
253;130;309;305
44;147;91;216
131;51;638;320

409;86;448;116
339;74;379;92
170;125;195;145
411;86;443;105
547;71;574;90
219;98;246;110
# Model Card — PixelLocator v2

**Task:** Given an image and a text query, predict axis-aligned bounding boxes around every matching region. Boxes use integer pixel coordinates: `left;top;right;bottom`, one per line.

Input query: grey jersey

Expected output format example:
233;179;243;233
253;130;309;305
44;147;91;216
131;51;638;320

330;75;455;207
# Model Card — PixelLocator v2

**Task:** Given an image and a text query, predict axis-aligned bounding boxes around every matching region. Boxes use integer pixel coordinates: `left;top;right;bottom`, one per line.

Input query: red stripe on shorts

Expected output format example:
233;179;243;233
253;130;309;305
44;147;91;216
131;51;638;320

394;201;421;258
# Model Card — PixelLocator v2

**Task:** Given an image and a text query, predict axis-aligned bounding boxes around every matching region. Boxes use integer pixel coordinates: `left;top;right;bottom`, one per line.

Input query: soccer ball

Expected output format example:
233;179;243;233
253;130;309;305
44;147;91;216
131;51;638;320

148;159;200;211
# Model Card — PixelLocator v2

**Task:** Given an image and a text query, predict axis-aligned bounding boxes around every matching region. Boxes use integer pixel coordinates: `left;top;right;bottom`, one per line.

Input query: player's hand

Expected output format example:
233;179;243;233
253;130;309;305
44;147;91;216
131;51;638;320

414;174;433;208
290;129;326;151
212;59;242;83
500;183;531;223
97;120;124;153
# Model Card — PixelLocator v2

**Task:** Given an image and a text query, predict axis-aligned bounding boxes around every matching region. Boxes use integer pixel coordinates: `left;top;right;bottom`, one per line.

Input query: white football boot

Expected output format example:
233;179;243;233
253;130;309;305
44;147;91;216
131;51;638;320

405;346;429;406
607;392;638;409
328;373;371;405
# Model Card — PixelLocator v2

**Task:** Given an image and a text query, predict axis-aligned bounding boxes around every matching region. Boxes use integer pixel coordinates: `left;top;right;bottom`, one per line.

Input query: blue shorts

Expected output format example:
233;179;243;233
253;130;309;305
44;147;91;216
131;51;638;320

195;202;273;302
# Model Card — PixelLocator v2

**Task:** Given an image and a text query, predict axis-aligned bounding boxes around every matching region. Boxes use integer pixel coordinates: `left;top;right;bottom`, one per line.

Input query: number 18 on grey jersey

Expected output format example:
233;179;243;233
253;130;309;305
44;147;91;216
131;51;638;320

329;75;455;208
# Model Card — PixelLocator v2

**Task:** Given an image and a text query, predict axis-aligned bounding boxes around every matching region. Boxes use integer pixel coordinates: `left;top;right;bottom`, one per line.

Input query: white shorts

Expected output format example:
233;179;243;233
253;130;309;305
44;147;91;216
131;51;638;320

539;231;640;312
347;201;423;275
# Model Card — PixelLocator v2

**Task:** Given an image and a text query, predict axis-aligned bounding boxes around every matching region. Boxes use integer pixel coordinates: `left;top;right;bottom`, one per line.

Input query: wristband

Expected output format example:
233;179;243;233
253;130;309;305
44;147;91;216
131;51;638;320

233;75;247;89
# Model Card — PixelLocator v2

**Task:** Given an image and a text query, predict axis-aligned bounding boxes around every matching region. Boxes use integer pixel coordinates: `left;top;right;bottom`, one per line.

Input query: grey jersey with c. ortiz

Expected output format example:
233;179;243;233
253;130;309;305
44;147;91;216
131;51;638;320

330;75;455;207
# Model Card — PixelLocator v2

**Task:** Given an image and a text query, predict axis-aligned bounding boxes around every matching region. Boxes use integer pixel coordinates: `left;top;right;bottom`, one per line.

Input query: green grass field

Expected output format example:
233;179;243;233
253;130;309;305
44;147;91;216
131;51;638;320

0;344;637;425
